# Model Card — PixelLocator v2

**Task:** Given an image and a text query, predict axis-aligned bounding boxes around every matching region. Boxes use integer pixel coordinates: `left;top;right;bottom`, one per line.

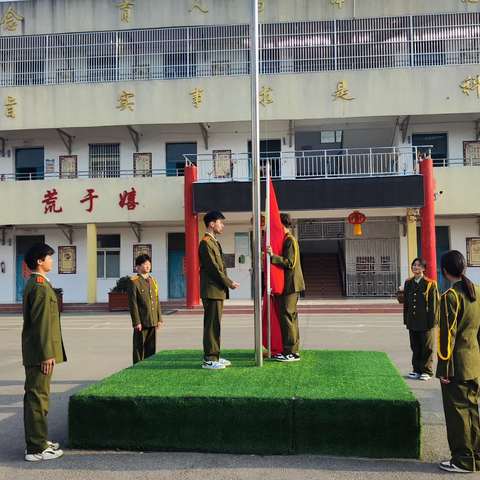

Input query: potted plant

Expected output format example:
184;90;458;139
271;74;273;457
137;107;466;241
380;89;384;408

53;288;64;313
108;276;131;311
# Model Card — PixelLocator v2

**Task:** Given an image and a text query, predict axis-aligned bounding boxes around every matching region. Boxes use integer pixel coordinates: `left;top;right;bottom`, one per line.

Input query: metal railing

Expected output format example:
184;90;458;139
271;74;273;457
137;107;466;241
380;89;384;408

0;12;479;87
0;168;184;181
190;146;424;183
433;157;480;168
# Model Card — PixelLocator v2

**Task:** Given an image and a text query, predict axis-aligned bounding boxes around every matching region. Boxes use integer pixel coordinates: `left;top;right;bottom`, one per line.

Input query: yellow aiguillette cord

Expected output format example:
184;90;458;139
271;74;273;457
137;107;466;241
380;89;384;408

437;288;460;361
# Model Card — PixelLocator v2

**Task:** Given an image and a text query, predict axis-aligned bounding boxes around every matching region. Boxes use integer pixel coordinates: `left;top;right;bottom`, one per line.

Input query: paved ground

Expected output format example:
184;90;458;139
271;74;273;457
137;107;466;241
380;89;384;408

0;311;455;479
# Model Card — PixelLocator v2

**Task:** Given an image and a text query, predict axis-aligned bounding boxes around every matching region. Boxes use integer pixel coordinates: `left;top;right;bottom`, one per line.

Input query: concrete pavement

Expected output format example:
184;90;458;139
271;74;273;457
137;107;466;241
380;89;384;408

0;312;453;480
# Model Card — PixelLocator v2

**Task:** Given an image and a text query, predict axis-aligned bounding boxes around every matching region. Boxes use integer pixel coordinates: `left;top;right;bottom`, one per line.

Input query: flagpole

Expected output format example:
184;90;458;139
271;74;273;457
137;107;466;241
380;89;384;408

266;161;271;358
250;0;263;367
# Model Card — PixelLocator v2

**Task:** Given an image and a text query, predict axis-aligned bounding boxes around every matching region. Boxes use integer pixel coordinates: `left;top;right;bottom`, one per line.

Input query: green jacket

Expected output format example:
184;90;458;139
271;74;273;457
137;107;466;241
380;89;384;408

199;233;234;300
436;281;480;380
128;275;162;328
22;274;67;367
403;276;439;331
271;233;305;295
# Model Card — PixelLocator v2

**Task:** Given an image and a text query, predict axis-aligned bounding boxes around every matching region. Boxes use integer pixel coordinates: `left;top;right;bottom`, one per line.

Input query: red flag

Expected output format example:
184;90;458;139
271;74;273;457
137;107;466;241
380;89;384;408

262;178;285;355
268;179;285;294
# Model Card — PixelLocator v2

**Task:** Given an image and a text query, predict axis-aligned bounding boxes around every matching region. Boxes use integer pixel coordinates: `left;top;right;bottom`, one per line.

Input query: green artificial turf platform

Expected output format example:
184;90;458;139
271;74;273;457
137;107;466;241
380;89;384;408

69;350;420;458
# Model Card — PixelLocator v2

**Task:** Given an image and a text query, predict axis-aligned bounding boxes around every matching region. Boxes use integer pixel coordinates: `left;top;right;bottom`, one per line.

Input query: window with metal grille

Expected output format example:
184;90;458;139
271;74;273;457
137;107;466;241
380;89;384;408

0;13;478;87
89;143;120;178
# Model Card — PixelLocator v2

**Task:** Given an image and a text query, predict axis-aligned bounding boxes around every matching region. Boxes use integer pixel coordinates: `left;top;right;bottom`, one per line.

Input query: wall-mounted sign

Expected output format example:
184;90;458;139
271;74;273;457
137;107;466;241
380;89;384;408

58;245;77;274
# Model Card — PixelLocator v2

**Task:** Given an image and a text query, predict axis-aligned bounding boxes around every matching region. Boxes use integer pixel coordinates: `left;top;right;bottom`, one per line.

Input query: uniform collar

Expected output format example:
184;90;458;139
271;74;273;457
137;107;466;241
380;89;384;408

32;272;50;283
206;232;217;241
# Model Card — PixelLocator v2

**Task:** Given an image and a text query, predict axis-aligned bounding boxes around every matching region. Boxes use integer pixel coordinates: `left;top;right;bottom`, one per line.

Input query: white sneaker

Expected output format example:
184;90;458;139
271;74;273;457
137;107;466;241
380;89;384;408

419;373;431;381
202;360;225;370
25;447;64;462
218;358;231;367
25;440;60;455
439;460;472;473
407;372;420;379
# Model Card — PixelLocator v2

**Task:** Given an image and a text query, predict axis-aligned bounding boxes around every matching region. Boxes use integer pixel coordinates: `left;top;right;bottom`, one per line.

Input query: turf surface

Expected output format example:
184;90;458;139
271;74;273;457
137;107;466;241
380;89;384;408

69;350;420;457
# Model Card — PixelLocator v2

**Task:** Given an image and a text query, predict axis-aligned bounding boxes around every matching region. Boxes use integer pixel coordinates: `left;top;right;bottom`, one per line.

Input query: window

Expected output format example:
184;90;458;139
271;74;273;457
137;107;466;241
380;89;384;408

166;142;197;177
89;143;120;178
355;256;375;273
412;133;448;167
97;235;120;279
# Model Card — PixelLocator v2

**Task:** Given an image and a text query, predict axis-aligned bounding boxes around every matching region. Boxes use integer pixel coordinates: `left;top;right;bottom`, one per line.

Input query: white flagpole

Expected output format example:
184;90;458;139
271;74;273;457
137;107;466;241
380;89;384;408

266;161;271;358
250;0;263;367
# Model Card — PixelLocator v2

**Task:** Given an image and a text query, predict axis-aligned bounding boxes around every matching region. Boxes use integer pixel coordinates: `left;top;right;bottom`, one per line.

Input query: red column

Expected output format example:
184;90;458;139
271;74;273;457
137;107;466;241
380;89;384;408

420;157;437;281
184;165;200;308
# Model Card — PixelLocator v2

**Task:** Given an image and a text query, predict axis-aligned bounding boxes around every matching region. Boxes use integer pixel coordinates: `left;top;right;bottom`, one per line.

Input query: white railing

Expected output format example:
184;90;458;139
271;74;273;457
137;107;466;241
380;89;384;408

0;12;479;87
0;168;184;182
190;146;425;183
433;157;480;168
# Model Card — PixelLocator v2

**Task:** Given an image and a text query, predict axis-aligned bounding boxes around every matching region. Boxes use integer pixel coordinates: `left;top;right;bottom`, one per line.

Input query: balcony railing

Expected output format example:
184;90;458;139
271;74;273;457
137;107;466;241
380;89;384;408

0;168;184;182
189;146;424;183
0;12;479;87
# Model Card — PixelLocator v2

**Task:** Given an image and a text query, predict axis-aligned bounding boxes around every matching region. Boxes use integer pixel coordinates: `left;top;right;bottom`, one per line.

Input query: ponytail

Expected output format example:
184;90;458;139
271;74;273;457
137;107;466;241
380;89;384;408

461;274;477;303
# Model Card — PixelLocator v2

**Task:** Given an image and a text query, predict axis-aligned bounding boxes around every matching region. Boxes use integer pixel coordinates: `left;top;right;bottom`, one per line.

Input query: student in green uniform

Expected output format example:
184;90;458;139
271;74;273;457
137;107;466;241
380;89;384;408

267;213;305;362
22;243;66;462
403;257;439;381
437;250;480;473
128;254;163;364
199;210;239;370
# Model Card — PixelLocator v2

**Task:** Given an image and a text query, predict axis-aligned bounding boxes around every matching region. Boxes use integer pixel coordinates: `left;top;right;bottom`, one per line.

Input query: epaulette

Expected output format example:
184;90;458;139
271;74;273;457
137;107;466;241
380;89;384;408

130;275;139;281
203;234;212;241
35;276;45;284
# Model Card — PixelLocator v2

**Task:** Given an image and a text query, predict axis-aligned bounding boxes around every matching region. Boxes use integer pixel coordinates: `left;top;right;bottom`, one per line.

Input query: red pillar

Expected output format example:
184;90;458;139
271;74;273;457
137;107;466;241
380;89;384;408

184;165;200;308
420;156;437;281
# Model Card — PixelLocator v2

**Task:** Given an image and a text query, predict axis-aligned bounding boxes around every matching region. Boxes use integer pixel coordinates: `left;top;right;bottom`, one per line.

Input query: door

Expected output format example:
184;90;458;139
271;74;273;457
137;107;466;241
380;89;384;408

16;235;45;302
248;139;282;177
168;233;185;299
16;148;44;180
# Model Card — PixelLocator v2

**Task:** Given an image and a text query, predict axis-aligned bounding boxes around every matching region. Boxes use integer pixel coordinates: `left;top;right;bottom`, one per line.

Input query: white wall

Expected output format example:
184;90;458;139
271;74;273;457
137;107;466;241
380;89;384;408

437;217;480;285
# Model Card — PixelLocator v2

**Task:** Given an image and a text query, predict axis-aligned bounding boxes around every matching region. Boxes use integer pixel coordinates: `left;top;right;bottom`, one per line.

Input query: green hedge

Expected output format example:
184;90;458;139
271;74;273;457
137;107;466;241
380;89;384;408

69;350;420;458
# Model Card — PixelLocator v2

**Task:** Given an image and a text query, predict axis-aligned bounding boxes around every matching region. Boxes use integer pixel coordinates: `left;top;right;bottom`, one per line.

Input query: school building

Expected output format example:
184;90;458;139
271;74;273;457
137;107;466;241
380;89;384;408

0;0;479;303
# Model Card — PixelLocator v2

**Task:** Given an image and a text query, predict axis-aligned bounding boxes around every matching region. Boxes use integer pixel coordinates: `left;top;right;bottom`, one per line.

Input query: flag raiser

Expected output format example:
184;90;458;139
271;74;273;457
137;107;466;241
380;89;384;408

262;175;285;356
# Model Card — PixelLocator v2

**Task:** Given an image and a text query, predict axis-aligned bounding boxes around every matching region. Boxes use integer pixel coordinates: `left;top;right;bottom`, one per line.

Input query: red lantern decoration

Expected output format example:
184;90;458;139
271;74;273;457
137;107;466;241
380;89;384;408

348;211;367;236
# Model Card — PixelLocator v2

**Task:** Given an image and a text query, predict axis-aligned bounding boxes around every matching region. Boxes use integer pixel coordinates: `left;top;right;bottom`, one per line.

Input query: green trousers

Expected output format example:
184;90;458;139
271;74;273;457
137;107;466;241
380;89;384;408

132;326;156;364
278;293;300;355
441;379;480;471
409;329;435;376
202;298;223;361
24;366;52;454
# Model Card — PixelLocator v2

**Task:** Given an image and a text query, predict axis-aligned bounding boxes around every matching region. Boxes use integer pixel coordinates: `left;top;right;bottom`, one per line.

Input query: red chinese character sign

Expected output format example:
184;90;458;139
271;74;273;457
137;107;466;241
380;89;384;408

80;188;99;213
42;189;63;214
119;187;139;210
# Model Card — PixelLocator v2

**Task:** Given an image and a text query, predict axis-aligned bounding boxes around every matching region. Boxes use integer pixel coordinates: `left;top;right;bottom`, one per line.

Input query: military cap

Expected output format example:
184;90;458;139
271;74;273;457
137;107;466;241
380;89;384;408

203;210;226;227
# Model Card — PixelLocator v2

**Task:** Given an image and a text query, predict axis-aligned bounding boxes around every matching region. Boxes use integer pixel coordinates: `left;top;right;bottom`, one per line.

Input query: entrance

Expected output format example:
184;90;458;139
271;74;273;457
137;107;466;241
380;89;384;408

168;233;185;299
345;220;399;297
298;220;345;298
16;147;44;180
16;235;45;302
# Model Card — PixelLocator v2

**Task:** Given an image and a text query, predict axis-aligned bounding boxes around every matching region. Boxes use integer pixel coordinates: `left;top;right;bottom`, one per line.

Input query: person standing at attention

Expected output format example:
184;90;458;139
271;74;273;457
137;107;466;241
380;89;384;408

199;210;239;370
128;254;163;364
22;243;66;462
437;250;480;473
403;257;439;381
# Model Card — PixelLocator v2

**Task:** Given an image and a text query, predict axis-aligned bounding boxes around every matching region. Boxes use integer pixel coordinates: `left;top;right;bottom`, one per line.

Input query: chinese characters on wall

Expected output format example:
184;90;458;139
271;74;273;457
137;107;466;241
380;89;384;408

41;187;142;215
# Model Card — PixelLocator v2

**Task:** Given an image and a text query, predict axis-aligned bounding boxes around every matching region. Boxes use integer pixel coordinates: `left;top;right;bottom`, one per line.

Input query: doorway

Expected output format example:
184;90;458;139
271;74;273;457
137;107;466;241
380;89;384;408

16;147;44;180
168;233;185;299
16;235;45;302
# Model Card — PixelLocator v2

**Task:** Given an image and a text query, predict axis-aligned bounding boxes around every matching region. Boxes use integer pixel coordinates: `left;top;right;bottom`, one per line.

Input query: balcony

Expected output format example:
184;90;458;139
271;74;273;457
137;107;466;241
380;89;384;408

0;12;478;88
190;146;420;183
